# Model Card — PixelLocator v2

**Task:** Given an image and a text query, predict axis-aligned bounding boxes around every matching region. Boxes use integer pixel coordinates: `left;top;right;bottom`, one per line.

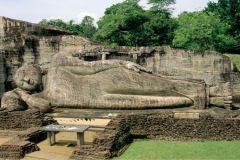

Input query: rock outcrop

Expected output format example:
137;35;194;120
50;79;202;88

0;16;97;91
0;16;240;109
0;55;5;97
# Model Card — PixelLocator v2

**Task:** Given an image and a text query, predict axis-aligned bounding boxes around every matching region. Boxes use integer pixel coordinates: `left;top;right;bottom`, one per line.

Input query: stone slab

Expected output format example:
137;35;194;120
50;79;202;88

24;151;69;160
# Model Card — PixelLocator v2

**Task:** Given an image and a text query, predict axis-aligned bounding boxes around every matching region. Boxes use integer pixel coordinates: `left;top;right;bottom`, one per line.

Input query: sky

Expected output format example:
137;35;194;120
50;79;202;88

0;0;217;23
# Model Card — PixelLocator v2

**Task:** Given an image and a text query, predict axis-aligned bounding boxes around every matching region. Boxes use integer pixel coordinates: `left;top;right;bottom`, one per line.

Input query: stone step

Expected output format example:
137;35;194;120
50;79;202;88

24;151;69;160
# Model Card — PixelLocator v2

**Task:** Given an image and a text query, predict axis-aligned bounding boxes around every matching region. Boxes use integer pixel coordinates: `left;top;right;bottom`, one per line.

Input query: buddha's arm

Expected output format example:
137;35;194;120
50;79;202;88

15;89;51;113
66;60;152;75
52;54;151;75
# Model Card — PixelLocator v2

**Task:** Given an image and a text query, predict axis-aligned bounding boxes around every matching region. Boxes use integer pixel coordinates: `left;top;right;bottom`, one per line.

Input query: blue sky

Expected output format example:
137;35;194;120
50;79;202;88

0;0;217;23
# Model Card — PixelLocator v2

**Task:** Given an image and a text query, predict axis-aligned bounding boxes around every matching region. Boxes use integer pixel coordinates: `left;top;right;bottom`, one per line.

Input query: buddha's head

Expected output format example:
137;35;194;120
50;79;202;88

14;65;42;91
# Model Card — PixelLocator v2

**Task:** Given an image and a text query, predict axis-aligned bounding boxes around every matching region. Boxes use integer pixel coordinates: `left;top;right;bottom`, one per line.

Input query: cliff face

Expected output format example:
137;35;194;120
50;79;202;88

73;45;235;108
0;16;96;91
0;16;239;109
0;56;5;95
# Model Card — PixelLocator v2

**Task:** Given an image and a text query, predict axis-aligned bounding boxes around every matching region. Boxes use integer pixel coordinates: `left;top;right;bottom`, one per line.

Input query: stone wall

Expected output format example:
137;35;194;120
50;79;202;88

0;127;47;159
0;110;46;130
70;112;240;160
0;139;39;160
70;116;132;160
0;111;55;159
129;112;240;140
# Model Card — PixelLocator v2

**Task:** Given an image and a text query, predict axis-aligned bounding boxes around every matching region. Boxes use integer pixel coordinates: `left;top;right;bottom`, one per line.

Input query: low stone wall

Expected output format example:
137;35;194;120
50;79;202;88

70;112;240;160
0;112;55;159
0;128;45;159
129;112;240;140
0;110;46;130
70;116;132;160
0;139;39;159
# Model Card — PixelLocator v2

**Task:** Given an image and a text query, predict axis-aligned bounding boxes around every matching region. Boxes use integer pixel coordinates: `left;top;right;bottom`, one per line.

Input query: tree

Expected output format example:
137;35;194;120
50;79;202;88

148;0;175;9
95;0;148;46
205;0;240;36
78;16;97;38
39;16;97;39
95;0;175;46
142;9;176;46
40;19;68;29
172;12;236;52
205;0;240;52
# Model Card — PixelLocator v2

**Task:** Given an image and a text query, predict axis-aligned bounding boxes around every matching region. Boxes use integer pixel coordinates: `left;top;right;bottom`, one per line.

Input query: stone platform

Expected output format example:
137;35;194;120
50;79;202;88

47;108;203;128
48;107;240;119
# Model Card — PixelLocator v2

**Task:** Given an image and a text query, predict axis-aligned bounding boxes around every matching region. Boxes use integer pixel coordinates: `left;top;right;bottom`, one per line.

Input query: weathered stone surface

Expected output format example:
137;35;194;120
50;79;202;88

42;53;205;109
2;53;207;111
0;109;55;159
0;55;5;96
0;16;95;92
70;115;132;160
1;17;240;109
74;46;240;109
0;139;39;159
230;72;240;104
0;110;47;130
0;127;49;159
1;65;51;113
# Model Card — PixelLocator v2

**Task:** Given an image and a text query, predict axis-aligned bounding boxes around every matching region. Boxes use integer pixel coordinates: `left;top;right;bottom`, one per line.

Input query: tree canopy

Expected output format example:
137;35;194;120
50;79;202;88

39;0;240;53
39;16;97;39
172;11;236;52
95;0;147;46
95;0;175;46
205;0;240;52
148;0;175;9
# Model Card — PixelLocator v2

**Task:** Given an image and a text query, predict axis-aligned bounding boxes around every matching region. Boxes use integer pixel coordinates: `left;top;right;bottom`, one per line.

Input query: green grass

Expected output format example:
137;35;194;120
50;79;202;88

114;140;240;160
225;53;240;69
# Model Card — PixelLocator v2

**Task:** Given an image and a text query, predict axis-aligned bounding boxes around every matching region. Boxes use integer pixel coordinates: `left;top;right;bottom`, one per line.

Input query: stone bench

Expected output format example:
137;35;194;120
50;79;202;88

41;124;90;146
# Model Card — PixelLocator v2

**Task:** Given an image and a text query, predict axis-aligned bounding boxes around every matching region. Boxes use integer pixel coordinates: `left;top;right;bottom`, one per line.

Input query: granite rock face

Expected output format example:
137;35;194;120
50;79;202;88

0;55;5;97
57;45;237;109
0;16;96;91
0;16;240;109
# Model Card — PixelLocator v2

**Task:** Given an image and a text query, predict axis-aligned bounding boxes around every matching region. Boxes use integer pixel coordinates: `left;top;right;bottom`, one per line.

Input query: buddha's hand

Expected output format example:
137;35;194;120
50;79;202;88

126;62;152;73
15;88;31;101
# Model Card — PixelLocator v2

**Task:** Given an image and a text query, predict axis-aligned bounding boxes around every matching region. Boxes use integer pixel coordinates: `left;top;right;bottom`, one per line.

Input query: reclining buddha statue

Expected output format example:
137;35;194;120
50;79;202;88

1;52;206;113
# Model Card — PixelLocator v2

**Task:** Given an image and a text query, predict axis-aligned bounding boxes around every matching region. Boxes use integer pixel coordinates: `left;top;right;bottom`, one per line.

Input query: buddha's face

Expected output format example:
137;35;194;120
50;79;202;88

14;65;42;91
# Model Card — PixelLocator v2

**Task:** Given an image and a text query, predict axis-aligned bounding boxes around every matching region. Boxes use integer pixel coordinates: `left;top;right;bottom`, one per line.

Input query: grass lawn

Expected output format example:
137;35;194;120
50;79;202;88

225;54;240;69
114;140;240;160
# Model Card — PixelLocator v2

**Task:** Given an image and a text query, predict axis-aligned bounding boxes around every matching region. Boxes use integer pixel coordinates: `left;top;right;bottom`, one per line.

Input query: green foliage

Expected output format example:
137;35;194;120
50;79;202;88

205;0;240;52
115;140;240;160
225;53;240;69
141;9;176;46
78;16;97;38
95;0;147;46
95;0;175;46
172;11;236;51
39;16;97;39
148;0;176;9
38;0;240;52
